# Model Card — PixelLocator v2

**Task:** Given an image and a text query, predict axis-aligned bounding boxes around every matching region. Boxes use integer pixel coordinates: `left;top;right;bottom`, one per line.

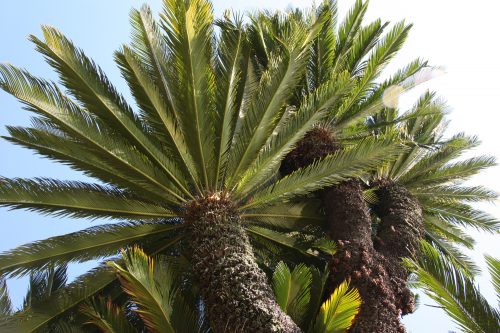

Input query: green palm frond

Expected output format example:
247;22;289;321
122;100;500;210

0;64;184;203
242;138;404;209
109;247;199;333
269;262;360;333
0;222;184;278
425;233;480;277
413;185;497;203
312;280;361;333
213;13;250;189
423;201;499;233
246;225;334;263
241;200;323;230
0;178;177;220
485;255;500;304
404;242;500;333
0;279;12;318
80;297;136;333
24;264;68;308
160;0;216;188
31;27;192;197
273;262;312;325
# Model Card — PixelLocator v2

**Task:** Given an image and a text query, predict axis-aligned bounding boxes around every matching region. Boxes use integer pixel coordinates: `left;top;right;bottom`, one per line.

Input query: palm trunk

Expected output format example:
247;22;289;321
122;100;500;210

281;129;408;332
374;181;424;315
186;195;301;333
322;180;406;333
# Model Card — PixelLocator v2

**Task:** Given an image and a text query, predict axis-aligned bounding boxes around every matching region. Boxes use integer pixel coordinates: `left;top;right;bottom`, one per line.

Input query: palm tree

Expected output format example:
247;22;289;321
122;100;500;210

0;1;401;331
247;1;497;332
247;1;428;331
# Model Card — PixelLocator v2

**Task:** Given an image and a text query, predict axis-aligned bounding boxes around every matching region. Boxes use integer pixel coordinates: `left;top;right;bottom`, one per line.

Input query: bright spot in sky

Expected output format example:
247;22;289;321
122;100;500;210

382;85;404;108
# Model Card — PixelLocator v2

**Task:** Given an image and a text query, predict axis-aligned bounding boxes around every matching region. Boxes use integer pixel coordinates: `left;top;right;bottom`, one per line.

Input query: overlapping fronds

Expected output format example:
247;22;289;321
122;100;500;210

273;262;312;325
23;264;68;308
404;242;500;333
80;297;136;333
1;266;117;333
110;247;199;333
485;255;500;304
270;262;360;333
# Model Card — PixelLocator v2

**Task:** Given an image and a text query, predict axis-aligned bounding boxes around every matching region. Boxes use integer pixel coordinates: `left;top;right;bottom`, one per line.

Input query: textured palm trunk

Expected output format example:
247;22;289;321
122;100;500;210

374;181;424;316
281;129;409;333
186;195;301;333
322;180;406;333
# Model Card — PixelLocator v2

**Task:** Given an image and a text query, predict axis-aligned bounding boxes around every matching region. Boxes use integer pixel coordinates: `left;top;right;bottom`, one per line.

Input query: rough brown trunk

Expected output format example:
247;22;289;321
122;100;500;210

374;181;424;315
281;129;409;332
186;195;301;333
322;180;406;333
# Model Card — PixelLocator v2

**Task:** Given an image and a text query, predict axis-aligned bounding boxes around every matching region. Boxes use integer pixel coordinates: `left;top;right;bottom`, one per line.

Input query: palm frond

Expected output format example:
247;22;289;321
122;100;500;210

80;297;136;333
0;178;177;220
0;222;184;278
1;265;117;333
213;13;250;189
0;279;12;318
24;264;68;308
272;262;312;325
226;15;323;188
0;64;185;203
110;247;199;333
241;200;324;230
160;0;216;188
242;138;403;209
312;280;361;333
485;255;500;304
29;26;192;198
405;242;500;333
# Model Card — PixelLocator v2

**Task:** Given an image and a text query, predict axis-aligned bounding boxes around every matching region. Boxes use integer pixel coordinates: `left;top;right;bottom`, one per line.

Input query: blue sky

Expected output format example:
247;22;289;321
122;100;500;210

1;1;499;332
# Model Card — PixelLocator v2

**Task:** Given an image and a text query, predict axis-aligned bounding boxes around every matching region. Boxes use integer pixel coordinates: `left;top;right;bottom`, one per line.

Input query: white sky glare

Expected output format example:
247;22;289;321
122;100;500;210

1;1;499;332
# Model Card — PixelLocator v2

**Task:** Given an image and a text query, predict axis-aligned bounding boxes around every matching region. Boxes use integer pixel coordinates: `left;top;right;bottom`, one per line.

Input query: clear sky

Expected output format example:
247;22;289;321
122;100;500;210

1;1;499;332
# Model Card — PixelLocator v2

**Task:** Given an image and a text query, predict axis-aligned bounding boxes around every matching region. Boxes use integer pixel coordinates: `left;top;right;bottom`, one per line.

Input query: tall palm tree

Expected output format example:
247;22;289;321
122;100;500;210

247;1;497;332
0;1;401;332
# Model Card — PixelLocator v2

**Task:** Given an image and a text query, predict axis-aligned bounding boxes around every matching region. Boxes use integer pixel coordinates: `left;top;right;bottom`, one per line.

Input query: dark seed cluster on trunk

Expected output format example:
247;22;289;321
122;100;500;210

185;194;301;333
282;130;425;332
280;127;340;176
